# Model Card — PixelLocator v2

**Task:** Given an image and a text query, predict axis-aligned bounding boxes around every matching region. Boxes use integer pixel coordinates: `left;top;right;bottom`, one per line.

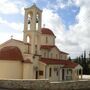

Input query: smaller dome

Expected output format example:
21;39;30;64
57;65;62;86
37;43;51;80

41;28;55;36
0;46;23;61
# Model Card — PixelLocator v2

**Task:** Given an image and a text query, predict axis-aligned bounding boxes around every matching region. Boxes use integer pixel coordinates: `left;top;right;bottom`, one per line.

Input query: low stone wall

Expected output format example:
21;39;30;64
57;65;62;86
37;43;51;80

50;80;90;90
0;79;90;90
0;79;49;90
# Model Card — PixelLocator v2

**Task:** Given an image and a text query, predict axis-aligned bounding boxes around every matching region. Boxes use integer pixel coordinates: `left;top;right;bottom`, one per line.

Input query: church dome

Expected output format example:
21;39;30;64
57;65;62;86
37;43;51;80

41;28;55;36
0;46;23;60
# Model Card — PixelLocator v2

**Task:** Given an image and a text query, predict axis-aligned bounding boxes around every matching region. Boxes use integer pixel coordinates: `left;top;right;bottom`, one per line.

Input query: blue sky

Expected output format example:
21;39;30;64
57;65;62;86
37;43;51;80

0;0;90;58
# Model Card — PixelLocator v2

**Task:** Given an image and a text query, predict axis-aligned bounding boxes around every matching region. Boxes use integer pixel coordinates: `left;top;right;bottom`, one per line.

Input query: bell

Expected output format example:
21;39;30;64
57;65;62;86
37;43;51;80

28;20;30;24
36;18;38;23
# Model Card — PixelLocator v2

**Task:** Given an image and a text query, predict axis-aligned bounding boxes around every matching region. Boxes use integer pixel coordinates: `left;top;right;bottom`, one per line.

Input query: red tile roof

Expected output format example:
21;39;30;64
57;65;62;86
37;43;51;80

0;46;23;61
41;28;55;36
40;58;78;68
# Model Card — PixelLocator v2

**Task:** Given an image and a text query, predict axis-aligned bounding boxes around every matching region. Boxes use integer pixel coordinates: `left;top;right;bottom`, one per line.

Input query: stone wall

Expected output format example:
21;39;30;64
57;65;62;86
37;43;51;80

50;80;90;90
0;79;90;90
0;79;49;90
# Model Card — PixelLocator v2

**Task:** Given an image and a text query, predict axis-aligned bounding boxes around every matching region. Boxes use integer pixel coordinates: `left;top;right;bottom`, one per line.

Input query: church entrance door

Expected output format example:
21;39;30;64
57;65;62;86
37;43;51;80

35;71;38;79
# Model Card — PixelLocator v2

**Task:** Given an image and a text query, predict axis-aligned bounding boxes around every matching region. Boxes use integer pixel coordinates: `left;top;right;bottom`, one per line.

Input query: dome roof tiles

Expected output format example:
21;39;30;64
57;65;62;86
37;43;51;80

0;46;23;61
41;28;55;36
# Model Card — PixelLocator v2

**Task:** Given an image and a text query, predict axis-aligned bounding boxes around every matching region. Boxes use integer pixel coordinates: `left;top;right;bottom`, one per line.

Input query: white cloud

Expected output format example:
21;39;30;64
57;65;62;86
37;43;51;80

0;17;7;24
8;22;23;31
0;17;23;44
0;0;24;31
65;0;90;57
42;8;68;51
42;0;90;58
0;0;19;14
32;0;46;3
0;0;25;44
59;3;66;9
0;0;27;15
42;8;65;40
59;0;74;8
20;7;25;16
0;32;23;44
0;17;23;31
0;32;11;44
42;8;81;58
47;0;75;11
73;0;90;7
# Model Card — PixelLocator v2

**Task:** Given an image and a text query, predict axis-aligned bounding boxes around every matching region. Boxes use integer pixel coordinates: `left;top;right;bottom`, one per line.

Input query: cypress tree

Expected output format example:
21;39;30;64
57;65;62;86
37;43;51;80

68;56;71;61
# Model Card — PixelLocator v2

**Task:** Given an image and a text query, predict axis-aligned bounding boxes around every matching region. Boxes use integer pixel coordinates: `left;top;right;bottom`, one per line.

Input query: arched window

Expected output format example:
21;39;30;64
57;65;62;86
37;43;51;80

49;68;52;77
27;36;30;43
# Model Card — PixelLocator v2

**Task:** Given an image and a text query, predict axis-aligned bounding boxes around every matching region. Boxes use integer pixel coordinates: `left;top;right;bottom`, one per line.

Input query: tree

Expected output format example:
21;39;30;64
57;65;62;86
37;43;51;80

74;50;89;74
87;51;90;74
68;56;72;61
74;56;79;63
83;50;87;74
88;51;90;62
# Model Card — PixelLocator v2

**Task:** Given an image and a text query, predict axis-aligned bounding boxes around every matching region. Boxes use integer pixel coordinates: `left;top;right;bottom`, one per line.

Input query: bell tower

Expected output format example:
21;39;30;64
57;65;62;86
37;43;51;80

23;4;42;54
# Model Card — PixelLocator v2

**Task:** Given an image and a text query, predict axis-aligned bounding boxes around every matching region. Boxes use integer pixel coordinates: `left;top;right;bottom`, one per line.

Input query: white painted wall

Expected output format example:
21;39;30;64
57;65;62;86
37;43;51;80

23;63;33;79
0;60;22;79
41;47;67;60
41;35;55;45
46;65;63;82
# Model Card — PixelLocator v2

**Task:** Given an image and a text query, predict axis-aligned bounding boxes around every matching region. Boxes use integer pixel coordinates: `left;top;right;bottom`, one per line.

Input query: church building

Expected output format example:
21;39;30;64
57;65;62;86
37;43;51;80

0;4;82;81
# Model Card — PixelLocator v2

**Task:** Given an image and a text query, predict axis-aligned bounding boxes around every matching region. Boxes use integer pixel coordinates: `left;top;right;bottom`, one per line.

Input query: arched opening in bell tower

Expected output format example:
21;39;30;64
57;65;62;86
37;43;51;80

28;12;33;31
36;13;39;31
26;36;31;43
28;14;31;30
